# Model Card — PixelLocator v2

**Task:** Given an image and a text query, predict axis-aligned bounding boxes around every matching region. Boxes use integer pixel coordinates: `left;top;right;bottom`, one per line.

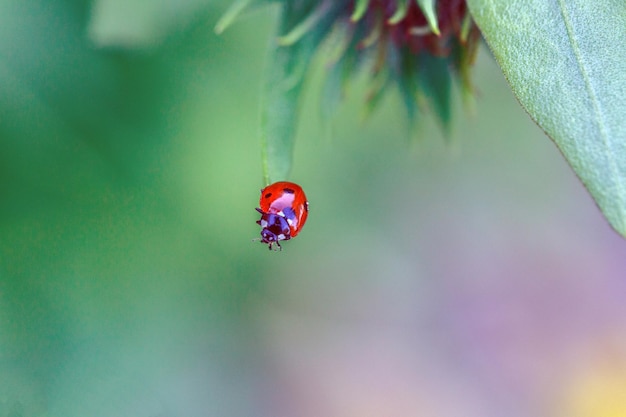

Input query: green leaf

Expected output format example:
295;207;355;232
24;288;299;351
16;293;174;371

418;54;451;136
363;69;390;119
277;1;332;46
388;0;409;25
395;48;419;123
261;1;337;184
468;0;626;237
414;0;440;36
261;34;307;183
351;0;370;22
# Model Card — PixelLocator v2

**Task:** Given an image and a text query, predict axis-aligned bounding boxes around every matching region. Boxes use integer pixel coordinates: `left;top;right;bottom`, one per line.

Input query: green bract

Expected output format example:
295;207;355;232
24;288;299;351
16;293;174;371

468;0;626;237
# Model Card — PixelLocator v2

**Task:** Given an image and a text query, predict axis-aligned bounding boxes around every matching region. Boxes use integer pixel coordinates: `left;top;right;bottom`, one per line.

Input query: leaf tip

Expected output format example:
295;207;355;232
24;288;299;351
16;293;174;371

350;0;370;22
214;0;253;35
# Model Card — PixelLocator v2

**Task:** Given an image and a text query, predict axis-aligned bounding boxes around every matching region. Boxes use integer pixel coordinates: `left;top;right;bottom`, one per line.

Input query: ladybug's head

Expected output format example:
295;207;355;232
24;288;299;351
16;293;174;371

256;210;292;250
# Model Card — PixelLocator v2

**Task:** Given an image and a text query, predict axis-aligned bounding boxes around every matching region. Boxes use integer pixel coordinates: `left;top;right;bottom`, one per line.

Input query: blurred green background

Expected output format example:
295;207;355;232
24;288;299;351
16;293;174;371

2;1;626;416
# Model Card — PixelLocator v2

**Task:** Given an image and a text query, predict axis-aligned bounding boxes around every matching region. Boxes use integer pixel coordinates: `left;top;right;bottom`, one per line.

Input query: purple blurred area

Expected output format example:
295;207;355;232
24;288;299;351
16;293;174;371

254;197;626;417
248;38;626;416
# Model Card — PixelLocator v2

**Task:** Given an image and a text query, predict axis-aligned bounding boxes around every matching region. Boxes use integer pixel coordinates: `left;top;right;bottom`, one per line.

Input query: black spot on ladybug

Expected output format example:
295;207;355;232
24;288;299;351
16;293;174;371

264;192;272;199
283;188;295;194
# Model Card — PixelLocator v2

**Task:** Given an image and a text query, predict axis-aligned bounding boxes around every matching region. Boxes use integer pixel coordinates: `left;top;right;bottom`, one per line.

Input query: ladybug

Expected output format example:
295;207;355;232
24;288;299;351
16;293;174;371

256;181;309;250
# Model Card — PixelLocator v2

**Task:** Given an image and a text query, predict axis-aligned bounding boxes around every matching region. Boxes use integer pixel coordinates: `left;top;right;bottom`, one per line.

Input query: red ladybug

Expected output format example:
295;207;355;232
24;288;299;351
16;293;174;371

256;181;309;250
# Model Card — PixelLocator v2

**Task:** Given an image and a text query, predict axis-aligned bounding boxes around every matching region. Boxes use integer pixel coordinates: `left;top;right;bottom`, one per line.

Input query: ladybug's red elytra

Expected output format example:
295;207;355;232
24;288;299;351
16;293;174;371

255;181;309;250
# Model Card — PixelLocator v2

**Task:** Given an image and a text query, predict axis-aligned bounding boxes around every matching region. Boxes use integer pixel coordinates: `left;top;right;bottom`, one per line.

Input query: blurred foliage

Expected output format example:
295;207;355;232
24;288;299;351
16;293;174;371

1;1;267;415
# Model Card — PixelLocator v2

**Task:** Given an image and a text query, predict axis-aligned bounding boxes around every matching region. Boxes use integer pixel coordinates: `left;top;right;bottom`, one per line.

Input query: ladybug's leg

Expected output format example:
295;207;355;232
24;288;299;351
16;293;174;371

267;241;281;251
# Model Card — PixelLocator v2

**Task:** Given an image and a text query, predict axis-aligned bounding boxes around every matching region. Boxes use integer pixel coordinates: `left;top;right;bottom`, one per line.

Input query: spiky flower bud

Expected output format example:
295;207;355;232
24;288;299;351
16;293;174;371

217;0;482;181
318;0;482;127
